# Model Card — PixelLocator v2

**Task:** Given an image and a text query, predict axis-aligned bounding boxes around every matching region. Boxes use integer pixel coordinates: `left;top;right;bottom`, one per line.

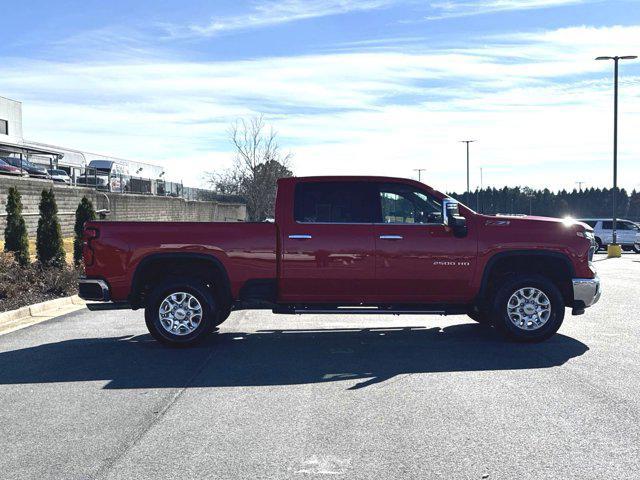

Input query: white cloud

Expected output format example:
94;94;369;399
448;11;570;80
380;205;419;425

427;0;591;19
168;0;400;37
1;24;639;192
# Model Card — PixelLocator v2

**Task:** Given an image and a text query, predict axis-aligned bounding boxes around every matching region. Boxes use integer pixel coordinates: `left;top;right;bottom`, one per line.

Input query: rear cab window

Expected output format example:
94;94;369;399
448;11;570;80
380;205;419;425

294;182;376;223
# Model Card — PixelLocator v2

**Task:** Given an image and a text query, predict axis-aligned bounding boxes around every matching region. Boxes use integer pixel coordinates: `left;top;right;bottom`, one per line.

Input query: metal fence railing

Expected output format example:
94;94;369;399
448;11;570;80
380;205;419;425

70;168;244;203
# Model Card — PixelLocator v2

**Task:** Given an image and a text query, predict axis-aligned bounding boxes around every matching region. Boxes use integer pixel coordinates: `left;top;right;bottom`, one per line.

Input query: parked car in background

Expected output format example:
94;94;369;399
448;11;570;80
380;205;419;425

48;169;71;184
2;156;50;179
579;218;640;253
0;158;25;176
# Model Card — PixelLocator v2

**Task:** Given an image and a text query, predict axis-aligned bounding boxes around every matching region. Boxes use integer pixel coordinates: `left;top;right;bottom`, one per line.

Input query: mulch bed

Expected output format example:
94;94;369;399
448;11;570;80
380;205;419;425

0;253;79;312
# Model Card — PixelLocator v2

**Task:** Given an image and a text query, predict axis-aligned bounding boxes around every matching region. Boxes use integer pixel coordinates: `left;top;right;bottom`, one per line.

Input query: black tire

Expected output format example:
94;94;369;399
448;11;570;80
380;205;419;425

144;277;217;347
595;237;603;251
490;274;565;342
633;244;640;254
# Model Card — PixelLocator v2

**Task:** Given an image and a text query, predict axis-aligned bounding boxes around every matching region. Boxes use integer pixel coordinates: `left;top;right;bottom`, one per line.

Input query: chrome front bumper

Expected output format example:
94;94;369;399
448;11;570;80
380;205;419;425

572;275;601;309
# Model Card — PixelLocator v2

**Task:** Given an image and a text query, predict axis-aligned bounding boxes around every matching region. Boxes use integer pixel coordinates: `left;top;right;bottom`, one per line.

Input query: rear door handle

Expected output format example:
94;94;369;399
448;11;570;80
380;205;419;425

379;235;403;240
288;234;312;239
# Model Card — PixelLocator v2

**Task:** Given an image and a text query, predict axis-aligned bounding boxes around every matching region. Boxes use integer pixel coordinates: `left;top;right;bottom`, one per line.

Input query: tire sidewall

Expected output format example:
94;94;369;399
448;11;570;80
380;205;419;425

145;278;216;346
595;238;603;251
492;275;565;342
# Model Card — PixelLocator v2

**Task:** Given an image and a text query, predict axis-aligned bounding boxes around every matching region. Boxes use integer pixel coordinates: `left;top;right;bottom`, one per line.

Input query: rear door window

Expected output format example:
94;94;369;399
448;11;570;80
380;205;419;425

602;221;613;230
294;182;376;223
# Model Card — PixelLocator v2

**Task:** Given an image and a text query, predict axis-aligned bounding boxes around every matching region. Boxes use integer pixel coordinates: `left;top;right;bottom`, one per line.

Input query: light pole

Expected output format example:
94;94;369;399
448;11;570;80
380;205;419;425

596;55;637;247
460;140;475;204
414;168;426;182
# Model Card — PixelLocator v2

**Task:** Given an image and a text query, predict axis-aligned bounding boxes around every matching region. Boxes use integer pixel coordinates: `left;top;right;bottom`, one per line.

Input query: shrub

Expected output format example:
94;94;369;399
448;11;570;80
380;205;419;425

36;188;65;268
3;186;30;266
73;197;96;265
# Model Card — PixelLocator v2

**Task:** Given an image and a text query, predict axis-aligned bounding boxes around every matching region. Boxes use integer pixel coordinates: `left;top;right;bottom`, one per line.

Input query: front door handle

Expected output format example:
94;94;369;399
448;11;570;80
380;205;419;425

289;234;312;239
379;235;403;240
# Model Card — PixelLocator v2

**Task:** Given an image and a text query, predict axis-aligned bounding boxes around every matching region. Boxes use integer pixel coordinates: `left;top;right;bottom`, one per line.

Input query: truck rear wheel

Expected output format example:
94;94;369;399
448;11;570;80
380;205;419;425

144;278;217;346
490;274;565;342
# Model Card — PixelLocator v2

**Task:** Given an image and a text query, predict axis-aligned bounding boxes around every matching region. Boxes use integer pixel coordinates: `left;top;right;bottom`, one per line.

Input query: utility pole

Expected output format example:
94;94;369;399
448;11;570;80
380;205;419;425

414;168;426;182
596;54;637;248
575;181;585;191
460;140;475;205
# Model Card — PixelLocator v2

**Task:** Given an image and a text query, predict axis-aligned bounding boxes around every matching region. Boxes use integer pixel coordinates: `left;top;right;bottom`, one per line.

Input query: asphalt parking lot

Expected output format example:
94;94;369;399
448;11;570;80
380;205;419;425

0;253;639;479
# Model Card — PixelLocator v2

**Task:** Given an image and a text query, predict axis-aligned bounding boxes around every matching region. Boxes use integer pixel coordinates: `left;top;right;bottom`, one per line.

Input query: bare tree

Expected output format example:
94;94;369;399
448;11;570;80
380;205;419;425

208;115;293;221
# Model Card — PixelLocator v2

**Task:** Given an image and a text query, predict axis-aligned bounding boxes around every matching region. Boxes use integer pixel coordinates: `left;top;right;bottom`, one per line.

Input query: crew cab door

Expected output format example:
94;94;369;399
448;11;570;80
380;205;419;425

372;182;477;304
278;181;377;303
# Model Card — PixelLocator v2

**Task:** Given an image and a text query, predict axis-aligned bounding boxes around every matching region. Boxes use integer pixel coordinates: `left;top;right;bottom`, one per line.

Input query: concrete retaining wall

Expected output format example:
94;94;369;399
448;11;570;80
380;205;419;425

0;177;246;237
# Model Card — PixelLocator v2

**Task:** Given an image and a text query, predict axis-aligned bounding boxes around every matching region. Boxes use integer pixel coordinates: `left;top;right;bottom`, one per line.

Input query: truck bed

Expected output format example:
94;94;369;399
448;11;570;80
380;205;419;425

84;221;277;302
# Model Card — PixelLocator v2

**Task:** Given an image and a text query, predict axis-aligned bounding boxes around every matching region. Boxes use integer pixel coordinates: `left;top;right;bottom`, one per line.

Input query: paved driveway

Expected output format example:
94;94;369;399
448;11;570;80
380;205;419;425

0;254;638;479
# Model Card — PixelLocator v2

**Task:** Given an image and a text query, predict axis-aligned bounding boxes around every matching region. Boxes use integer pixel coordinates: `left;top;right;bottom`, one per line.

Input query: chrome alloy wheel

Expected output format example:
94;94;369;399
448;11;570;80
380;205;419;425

506;287;551;331
158;292;203;336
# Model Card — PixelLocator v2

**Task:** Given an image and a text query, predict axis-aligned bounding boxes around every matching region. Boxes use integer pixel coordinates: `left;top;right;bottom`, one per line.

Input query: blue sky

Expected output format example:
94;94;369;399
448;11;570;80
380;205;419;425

1;0;639;191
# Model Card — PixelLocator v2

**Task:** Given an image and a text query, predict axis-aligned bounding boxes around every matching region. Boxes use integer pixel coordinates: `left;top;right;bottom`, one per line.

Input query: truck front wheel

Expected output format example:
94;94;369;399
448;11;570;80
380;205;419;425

490;274;565;342
145;278;217;346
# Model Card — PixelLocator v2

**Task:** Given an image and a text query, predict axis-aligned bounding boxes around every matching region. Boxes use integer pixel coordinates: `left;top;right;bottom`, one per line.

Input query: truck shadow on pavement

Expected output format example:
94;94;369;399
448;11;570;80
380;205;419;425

0;323;588;390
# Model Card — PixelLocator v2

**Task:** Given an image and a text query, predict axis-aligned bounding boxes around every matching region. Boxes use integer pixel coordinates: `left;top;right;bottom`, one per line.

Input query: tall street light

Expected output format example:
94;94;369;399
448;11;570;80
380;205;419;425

414;168;426;182
595;55;637;247
460;140;476;204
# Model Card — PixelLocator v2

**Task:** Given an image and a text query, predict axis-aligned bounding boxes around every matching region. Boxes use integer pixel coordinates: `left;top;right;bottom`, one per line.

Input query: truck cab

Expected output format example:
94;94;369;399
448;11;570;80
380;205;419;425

79;176;601;346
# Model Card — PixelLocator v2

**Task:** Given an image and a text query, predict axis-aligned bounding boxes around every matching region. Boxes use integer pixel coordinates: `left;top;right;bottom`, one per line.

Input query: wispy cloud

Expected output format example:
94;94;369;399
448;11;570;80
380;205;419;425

1;24;638;191
426;0;591;19
166;0;400;37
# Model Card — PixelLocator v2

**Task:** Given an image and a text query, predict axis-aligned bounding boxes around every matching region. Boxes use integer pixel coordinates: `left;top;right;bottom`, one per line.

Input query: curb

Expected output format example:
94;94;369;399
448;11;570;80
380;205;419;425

0;295;86;336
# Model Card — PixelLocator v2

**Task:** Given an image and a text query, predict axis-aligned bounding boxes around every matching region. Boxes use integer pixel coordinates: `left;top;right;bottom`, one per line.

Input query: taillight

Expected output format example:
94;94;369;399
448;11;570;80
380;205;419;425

83;227;99;266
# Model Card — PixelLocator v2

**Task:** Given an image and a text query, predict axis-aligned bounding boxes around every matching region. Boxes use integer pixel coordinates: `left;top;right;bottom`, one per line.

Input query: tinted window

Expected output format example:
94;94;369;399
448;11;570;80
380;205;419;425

378;183;442;224
294;182;375;223
602;221;613;230
618;222;637;230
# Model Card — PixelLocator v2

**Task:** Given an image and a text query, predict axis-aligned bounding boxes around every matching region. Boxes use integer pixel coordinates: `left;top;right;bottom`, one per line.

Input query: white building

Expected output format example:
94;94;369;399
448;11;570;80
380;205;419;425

0;96;163;182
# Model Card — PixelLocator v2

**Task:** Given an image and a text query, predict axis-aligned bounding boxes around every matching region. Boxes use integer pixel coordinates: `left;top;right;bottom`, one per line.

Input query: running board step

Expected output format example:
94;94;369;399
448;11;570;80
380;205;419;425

274;306;449;315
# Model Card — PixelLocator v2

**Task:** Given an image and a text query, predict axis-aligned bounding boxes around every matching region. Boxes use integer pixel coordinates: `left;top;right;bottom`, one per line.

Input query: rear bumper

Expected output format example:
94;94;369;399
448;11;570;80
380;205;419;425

78;277;111;302
572;275;601;310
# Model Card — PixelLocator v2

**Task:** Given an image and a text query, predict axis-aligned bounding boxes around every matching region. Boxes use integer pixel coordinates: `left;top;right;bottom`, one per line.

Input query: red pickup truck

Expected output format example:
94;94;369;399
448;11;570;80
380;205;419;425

79;176;600;346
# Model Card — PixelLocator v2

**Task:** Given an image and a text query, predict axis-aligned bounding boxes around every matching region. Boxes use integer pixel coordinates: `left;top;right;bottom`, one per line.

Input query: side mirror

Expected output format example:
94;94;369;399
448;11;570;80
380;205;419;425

442;199;468;238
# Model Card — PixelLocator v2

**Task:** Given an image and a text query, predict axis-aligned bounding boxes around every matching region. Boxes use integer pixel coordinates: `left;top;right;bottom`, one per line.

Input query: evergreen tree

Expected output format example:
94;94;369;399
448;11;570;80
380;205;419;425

36;188;65;268
73;197;96;265
3;186;30;266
